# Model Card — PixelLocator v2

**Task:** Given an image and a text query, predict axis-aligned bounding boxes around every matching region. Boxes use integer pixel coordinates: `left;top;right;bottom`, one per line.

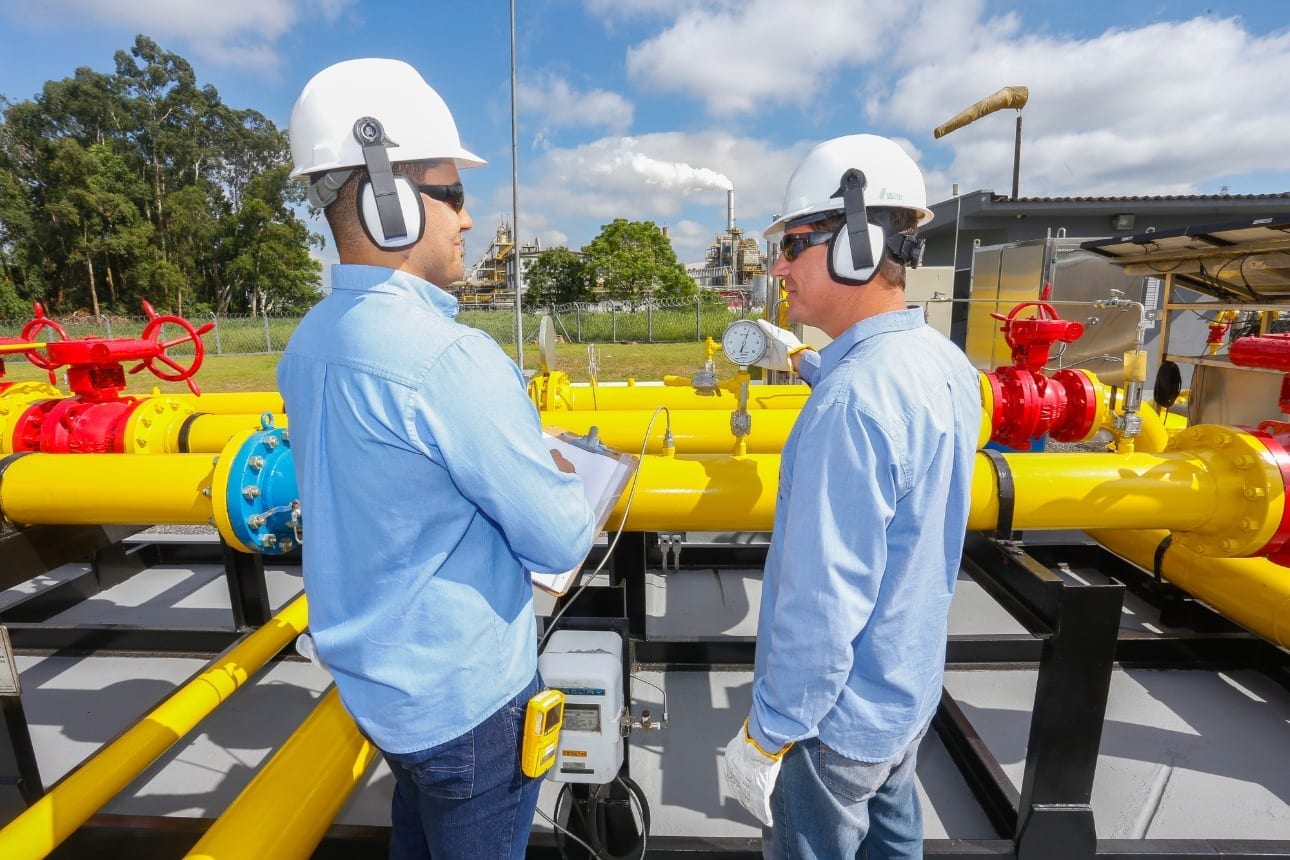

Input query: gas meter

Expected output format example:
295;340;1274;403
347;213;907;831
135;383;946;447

538;629;624;784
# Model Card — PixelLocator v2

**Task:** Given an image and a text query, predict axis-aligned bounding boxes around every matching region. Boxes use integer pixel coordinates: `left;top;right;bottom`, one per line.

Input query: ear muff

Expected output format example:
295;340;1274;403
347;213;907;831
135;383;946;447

350;115;424;251
357;173;425;250
825;169;927;285
826;222;885;285
825;168;882;285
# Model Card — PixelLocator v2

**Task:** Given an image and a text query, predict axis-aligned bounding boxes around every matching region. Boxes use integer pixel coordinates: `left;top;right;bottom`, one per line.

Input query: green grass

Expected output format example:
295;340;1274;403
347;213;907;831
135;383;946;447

0;341;749;394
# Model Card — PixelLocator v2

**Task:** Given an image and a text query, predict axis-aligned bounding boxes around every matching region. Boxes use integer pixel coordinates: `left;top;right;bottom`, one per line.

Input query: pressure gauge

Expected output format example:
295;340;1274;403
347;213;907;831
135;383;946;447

537;315;557;373
721;319;768;366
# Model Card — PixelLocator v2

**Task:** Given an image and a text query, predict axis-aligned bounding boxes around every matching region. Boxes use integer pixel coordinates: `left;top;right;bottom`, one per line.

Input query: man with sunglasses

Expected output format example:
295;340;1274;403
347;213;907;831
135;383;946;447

723;135;981;859
278;59;596;860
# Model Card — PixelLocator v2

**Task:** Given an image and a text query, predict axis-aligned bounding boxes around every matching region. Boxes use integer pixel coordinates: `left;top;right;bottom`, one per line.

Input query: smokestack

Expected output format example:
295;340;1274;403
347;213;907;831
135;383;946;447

727;188;735;233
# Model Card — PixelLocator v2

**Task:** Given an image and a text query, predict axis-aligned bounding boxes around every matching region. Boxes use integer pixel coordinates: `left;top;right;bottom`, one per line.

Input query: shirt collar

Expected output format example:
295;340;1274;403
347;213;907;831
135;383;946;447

330;264;460;319
817;307;925;376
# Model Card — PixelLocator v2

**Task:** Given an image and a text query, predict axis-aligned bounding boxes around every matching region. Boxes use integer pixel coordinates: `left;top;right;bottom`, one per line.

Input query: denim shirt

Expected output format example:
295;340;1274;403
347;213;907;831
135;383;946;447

277;265;595;754
749;308;981;762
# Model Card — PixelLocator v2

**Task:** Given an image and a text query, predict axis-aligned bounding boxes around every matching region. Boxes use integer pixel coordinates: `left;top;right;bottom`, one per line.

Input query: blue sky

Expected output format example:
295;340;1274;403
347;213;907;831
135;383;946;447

2;0;1289;273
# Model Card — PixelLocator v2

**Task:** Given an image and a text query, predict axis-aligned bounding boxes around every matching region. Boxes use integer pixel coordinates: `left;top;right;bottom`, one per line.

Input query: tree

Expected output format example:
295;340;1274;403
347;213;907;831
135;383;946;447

524;247;591;310
582;219;695;306
0;36;322;317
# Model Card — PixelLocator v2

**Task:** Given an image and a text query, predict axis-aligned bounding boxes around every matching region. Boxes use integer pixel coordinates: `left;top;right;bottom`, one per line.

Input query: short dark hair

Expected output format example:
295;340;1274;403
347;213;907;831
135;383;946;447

812;208;917;287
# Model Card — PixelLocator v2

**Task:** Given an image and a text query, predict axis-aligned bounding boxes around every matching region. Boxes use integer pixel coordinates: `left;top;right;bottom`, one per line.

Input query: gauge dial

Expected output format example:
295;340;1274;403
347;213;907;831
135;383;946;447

721;319;768;366
537;315;557;373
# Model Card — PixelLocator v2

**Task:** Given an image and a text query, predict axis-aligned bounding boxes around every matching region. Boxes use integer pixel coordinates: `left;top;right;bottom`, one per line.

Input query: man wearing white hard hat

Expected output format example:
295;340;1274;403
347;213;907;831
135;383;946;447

721;135;981;858
277;59;595;859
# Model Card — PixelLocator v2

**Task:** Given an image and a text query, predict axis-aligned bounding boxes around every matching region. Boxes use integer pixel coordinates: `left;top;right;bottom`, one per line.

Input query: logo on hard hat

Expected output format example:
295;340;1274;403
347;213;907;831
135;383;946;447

353;117;394;147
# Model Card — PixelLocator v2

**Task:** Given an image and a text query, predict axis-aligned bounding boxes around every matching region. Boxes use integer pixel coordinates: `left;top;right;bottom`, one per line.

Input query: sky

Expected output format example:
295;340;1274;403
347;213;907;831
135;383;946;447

2;0;1289;275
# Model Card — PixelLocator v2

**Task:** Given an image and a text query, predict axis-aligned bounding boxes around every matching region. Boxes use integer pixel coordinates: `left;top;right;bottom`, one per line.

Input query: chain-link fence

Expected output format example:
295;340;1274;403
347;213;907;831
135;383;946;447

0;312;298;357
0;298;760;357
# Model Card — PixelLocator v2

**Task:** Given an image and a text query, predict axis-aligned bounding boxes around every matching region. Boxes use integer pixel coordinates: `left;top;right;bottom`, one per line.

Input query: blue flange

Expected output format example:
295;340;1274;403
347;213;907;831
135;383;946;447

220;413;300;555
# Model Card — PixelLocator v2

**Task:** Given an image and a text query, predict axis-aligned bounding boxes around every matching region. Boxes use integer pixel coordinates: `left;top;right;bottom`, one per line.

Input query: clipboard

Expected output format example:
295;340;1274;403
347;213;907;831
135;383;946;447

533;427;638;596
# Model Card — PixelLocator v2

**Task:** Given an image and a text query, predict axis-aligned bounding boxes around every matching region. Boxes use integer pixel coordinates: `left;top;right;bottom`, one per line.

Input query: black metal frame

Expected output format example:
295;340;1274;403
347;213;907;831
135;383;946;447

3;528;1289;858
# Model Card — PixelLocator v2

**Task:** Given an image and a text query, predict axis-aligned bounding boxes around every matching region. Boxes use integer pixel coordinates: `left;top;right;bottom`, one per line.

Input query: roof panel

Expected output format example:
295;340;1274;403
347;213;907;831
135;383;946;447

1081;217;1290;301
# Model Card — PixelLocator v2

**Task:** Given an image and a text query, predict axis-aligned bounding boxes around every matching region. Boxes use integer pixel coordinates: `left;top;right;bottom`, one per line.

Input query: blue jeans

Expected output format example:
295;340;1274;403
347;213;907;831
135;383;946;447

382;673;542;860
764;727;927;860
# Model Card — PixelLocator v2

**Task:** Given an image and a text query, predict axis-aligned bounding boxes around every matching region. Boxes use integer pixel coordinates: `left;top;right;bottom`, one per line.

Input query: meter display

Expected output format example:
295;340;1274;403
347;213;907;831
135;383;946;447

720;319;768;366
563;703;601;733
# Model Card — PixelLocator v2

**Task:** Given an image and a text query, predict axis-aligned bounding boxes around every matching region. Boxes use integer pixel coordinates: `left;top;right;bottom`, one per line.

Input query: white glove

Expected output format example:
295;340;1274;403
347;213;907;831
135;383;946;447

753;319;814;372
722;719;790;826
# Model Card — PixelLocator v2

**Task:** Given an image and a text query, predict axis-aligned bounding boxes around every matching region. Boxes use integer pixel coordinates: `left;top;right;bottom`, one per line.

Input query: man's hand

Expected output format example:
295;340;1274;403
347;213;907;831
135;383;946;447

549;449;576;474
722;719;790;826
753;319;814;373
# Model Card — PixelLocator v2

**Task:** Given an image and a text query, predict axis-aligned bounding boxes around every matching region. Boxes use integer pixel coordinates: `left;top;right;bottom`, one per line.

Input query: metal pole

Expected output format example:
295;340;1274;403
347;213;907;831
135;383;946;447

210;311;222;355
1011;112;1021;199
951;184;963;273
509;0;524;368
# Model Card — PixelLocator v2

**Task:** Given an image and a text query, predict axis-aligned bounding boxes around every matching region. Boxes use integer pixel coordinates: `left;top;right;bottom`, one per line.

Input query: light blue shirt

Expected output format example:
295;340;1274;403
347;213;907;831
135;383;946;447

749;308;981;762
277;264;595;754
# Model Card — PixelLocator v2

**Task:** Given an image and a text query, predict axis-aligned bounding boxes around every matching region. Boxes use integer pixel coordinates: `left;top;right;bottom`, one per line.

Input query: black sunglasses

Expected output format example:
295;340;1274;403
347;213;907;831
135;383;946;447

415;183;466;213
780;230;833;262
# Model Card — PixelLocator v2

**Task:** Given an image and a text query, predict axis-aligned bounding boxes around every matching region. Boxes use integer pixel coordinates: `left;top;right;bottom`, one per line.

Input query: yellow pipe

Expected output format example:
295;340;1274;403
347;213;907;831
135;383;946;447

532;374;810;412
156;390;286;415
1089;528;1290;649
185;687;377;860
967;427;1283;557
170;413;287;455
0;425;1281;560
0;452;217;525
978;372;995;449
602;433;1283;554
0;595;309;860
967;452;1215;533
545;410;801;455
121;396;198;454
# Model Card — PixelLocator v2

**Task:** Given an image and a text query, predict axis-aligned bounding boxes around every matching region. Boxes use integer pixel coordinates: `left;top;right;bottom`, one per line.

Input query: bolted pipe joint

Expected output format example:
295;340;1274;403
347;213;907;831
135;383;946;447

211;413;300;555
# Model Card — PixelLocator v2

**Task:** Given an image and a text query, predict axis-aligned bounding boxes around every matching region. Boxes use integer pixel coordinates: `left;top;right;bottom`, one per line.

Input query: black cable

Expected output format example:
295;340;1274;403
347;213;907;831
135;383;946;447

552;775;650;860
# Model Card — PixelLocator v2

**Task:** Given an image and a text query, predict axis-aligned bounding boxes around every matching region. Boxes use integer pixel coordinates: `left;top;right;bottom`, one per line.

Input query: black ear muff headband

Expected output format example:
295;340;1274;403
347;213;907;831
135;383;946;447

353;116;407;244
834;168;872;272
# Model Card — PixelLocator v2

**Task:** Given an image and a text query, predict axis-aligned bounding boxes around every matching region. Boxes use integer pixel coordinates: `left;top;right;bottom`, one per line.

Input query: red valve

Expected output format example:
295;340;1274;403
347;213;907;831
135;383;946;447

6;302;216;453
20;302;70;384
127;301;215;396
989;301;1085;374
985;302;1096;449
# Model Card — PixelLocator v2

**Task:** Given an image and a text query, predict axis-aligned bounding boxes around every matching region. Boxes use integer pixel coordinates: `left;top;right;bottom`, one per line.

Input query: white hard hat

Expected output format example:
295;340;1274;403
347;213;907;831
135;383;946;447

288;58;484;179
764;134;931;241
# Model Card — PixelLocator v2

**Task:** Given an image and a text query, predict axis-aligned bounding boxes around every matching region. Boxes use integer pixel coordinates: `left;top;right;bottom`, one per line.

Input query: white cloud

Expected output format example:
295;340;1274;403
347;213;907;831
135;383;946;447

518;73;634;136
878;11;1290;196
22;0;358;71
624;0;906;115
512;131;806;261
582;0;710;23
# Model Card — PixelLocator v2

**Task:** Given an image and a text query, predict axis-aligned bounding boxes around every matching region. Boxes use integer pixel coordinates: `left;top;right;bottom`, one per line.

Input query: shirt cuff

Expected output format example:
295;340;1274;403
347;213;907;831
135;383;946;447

746;713;790;757
795;349;821;387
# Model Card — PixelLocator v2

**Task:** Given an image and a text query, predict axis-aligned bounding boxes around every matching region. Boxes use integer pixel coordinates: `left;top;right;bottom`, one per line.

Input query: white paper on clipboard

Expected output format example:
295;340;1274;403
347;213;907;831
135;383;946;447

532;428;638;596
